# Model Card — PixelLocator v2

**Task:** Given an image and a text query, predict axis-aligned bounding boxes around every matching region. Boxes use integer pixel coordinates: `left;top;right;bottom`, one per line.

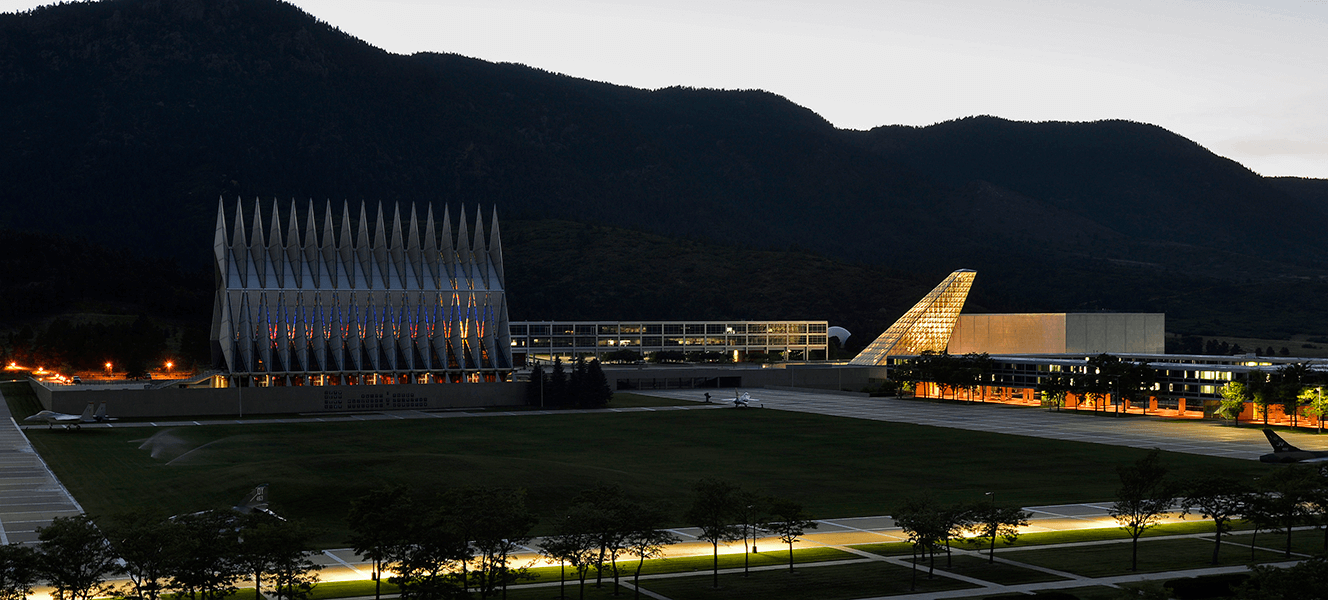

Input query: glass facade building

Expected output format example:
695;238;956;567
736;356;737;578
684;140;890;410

508;321;830;363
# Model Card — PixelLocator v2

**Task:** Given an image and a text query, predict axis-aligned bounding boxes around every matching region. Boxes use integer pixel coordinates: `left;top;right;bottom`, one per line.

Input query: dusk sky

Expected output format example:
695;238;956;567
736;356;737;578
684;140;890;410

6;0;1325;178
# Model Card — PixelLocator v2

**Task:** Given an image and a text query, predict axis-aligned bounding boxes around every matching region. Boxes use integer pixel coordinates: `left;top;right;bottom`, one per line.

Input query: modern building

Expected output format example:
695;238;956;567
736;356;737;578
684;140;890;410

949;313;1165;355
849;270;976;365
890;352;1324;424
509;321;831;364
850;269;1163;363
210;199;513;387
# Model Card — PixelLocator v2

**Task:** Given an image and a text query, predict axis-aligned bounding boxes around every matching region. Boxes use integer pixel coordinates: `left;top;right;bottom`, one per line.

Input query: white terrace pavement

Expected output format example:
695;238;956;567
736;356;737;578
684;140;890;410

639;387;1317;461
0;387;83;546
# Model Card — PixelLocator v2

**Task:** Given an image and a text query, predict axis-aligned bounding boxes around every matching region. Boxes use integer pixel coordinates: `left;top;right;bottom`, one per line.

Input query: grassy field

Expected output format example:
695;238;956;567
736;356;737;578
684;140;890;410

7;381;1271;548
1004;537;1285;577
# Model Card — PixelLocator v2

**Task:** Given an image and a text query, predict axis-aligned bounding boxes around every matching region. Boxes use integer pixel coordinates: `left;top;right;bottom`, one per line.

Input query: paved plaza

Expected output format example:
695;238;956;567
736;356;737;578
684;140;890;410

640;387;1311;461
0;388;83;546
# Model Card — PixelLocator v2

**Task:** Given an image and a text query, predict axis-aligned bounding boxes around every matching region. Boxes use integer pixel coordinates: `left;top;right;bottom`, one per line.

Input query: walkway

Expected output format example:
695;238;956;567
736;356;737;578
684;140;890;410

639;388;1305;461
0;387;83;545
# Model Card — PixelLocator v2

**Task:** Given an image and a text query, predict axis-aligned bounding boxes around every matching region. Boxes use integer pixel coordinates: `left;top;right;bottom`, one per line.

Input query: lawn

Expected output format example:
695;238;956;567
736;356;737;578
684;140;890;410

13;381;1270;547
911;553;1067;586
1003;537;1285;577
631;560;976;600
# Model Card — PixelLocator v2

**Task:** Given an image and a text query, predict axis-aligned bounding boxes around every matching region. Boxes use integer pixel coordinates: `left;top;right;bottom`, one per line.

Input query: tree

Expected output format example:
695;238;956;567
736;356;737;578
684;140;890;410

622;503;679;600
958;352;994;401
1037;373;1070;411
568;483;630;592
539;524;596;600
683;479;743;589
1236;555;1328;599
236;516;322;600
389;504;469;600
452;487;537;599
1180;476;1251;565
525;364;545;407
0;544;40;600
894;497;948;589
102;512;179;600
1218;381;1251;424
1110;449;1179;571
1277;363;1313;427
582;359;613;408
967;503;1031;563
36;515;121;600
1300;385;1328;433
1257;464;1317;558
549;358;569;407
734;492;768;576
348;485;414;600
763;499;817;573
167;511;245;600
1250;372;1275;426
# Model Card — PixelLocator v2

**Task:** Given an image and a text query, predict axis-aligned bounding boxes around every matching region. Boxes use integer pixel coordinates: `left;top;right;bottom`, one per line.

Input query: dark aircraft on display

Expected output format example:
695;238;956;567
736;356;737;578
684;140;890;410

233;484;286;521
23;401;115;429
1260;429;1328;463
176;484;286;522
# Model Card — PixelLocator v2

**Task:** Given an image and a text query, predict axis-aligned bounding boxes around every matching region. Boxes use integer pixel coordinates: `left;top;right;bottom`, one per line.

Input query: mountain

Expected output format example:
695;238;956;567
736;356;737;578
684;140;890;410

3;0;1328;343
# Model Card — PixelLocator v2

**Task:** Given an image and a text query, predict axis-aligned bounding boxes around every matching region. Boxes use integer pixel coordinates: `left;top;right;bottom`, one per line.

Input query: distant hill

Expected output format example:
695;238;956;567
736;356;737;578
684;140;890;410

1268;177;1328;219
3;0;1328;342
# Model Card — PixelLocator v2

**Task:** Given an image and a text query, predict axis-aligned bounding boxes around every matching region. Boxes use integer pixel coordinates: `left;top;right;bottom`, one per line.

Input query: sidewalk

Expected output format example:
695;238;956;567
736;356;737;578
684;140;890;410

0;387;83;546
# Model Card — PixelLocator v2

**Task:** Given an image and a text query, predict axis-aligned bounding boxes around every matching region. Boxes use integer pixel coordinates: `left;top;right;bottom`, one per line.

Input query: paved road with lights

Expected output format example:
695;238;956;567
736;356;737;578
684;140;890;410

0;388;83;546
640;388;1296;461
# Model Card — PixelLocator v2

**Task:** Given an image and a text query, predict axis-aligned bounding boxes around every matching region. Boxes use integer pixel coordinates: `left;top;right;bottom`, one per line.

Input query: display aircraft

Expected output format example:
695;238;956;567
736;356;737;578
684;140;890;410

23;401;114;429
1260;429;1328;463
176;484;286;522
733;391;762;408
234;484;286;521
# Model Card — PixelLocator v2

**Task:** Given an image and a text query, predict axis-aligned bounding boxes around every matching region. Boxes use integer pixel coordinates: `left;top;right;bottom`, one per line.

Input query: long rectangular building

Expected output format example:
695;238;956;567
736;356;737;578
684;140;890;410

509;321;830;364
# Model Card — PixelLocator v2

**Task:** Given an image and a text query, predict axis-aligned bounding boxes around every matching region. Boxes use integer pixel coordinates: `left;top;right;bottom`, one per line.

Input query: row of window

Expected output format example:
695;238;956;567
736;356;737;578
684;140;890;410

511;323;828;336
511;335;828;348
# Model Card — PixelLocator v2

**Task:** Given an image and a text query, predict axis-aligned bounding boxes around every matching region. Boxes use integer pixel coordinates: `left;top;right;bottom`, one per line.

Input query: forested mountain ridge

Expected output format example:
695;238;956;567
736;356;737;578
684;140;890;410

2;0;1328;347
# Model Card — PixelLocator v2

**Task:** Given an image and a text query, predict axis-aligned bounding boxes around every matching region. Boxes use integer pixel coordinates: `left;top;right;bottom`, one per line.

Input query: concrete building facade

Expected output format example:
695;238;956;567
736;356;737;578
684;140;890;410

949;313;1165;355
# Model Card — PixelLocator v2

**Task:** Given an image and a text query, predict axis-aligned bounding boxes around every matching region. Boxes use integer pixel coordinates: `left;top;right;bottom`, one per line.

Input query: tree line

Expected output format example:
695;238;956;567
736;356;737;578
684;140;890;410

0;480;819;600
1218;363;1328;429
895;352;1328;428
0;511;318;600
7;459;1328;599
524;357;613;409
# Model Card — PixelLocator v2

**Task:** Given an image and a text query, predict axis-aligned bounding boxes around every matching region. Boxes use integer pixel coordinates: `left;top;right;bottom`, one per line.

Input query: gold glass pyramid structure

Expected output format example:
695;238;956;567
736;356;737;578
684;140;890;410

849;269;976;365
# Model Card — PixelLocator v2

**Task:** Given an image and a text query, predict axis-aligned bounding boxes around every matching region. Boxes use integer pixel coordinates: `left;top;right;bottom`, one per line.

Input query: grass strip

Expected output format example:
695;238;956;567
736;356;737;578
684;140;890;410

912;553;1068;586
1003;537;1285;578
518;546;855;583
1;381;43;419
630;560;976;600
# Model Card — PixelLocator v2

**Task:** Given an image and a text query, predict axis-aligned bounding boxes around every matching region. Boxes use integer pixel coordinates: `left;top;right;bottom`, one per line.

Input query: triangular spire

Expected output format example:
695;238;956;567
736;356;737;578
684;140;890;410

405;204;422;289
471;209;487;289
356;203;374;289
302;200;320;289
372;202;390;289
455;206;472;288
439;205;456;289
849;269;977;366
421;204;439;290
488;206;504;288
249;198;267;288
267;199;286;289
